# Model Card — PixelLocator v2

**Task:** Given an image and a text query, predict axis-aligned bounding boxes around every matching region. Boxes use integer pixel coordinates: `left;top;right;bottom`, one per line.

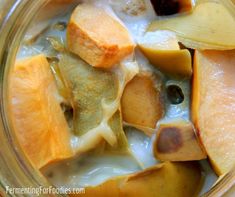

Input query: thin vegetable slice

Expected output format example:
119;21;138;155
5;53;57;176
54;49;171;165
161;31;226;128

58;53;138;153
121;73;164;135
148;1;235;50
153;119;206;161
138;31;192;78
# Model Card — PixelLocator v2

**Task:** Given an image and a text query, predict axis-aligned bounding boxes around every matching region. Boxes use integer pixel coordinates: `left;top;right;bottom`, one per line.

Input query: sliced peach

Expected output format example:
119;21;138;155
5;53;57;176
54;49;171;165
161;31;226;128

9;55;73;169
153;119;206;161
67;3;135;68
192;50;235;175
121;73;164;132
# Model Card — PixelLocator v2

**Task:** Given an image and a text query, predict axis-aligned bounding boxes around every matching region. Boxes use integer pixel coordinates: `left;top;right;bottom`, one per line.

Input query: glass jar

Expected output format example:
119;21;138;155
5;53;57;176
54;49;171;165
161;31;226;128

0;0;234;196
0;1;56;196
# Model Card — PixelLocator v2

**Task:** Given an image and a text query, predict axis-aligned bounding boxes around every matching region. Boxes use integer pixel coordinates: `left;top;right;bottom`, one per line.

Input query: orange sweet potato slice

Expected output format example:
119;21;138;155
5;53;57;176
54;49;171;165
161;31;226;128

9;54;74;169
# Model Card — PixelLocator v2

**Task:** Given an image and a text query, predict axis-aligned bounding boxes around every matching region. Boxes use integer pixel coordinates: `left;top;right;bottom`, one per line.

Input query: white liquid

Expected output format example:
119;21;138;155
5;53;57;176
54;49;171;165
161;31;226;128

42;152;141;188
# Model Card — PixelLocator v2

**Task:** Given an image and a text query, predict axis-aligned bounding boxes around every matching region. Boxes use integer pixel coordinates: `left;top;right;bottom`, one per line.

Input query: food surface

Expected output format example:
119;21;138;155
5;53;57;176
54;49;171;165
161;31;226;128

8;0;235;196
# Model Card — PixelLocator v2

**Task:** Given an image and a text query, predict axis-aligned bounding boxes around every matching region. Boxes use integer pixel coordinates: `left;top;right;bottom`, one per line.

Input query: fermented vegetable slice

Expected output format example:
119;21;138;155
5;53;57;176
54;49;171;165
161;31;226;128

9;55;74;169
192;50;235;175
70;162;202;197
67;3;135;68
138;31;192;77
148;1;235;50
59;54;118;136
59;53;138;153
121;73;164;134
153;119;206;161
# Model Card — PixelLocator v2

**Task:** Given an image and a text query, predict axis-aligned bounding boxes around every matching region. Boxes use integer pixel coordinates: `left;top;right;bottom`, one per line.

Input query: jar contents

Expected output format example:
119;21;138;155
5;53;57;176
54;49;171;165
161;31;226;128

9;0;235;196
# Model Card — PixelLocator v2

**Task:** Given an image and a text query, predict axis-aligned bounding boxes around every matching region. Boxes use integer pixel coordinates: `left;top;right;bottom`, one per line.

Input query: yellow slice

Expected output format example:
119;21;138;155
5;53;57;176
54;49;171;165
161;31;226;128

148;1;235;50
121;73;164;132
138;31;192;78
9;55;73;169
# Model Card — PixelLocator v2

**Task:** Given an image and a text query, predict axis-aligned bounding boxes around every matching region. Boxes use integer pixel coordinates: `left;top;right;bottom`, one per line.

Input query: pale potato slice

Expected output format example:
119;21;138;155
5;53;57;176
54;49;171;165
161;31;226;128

148;1;235;50
153;119;207;161
121;73;164;131
67;3;135;68
138;31;192;78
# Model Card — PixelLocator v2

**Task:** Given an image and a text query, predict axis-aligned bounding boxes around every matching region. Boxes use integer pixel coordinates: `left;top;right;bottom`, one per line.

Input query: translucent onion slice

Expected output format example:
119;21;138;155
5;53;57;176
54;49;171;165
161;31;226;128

148;1;235;50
